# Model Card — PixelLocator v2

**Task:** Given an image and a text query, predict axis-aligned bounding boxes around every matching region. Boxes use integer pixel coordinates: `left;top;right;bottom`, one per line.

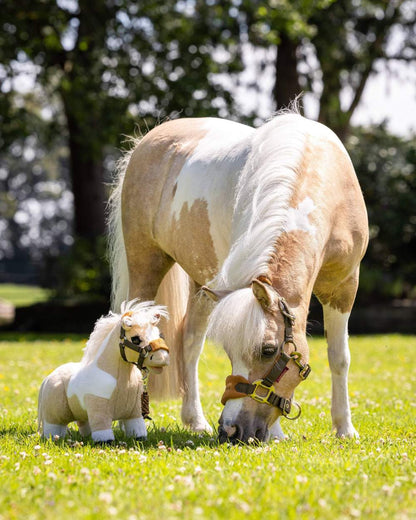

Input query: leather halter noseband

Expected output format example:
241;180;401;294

221;285;311;420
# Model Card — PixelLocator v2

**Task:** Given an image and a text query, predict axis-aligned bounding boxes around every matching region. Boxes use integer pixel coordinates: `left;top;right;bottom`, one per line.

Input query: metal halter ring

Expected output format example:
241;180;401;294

282;401;302;421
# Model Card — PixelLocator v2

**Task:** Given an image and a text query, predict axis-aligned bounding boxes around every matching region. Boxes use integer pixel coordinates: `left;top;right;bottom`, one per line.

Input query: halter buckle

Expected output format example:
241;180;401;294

290;352;311;380
248;380;275;404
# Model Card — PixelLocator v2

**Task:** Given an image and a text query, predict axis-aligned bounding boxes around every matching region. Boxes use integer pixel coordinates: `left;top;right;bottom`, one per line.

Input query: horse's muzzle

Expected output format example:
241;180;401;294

218;414;269;444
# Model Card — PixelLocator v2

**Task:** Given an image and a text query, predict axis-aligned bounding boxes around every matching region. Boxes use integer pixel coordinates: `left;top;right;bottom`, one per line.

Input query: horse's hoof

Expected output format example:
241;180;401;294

95;439;115;446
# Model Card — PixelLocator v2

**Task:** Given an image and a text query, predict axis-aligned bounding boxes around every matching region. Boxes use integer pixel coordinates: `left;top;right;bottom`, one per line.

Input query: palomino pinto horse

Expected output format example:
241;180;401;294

109;111;368;443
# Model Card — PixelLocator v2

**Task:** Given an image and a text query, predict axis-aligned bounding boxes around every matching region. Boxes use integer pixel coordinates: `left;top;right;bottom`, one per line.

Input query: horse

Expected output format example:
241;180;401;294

108;109;368;443
38;299;169;442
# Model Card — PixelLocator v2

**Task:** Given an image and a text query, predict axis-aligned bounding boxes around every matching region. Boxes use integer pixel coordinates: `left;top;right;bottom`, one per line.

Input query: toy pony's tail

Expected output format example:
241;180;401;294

37;379;45;435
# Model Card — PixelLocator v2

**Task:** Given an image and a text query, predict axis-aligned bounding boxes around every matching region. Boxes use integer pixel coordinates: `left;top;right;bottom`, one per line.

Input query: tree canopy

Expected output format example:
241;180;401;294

0;0;415;301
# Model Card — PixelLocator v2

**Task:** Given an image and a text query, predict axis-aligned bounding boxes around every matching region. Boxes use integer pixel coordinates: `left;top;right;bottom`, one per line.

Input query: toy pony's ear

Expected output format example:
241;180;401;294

151;313;161;325
121;311;133;331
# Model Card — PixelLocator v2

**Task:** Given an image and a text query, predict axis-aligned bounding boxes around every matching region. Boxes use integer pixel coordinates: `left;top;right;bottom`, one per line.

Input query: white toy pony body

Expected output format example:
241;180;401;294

38;300;169;442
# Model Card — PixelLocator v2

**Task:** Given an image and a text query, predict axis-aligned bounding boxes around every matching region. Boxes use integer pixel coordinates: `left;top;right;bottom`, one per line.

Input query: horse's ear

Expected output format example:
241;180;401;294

251;279;277;312
201;286;232;302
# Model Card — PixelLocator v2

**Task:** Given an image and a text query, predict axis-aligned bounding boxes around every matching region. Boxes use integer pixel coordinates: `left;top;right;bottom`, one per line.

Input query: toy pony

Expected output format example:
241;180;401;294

38;299;169;442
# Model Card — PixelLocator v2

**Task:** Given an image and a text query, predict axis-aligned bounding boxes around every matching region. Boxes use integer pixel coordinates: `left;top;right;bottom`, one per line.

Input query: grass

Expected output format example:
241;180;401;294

0;333;415;519
0;284;51;307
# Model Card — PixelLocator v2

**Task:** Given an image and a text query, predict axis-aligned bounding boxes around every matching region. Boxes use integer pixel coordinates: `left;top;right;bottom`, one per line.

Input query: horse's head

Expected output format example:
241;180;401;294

120;300;170;373
203;278;311;443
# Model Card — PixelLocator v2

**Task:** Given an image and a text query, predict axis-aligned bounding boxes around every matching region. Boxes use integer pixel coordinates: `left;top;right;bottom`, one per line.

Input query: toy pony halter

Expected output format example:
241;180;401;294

119;329;169;370
119;311;170;419
221;282;311;420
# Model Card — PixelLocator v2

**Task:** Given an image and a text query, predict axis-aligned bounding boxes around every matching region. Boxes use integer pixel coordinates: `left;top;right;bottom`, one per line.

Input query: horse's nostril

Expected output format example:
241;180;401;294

223;424;237;437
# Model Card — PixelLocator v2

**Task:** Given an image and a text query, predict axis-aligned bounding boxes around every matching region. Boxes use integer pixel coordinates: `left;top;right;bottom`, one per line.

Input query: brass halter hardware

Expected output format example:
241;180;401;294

221;281;311;419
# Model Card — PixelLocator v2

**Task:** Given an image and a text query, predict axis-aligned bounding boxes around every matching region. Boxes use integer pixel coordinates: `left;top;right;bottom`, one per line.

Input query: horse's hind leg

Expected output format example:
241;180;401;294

320;271;360;438
181;287;214;433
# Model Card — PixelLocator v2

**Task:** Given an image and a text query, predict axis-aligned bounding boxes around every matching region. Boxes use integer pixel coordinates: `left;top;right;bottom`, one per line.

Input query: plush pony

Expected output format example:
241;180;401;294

38;299;169;443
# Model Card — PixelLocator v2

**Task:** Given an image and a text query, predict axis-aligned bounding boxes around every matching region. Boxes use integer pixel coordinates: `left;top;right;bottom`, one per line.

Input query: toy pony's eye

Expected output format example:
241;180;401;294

261;344;278;359
131;336;142;345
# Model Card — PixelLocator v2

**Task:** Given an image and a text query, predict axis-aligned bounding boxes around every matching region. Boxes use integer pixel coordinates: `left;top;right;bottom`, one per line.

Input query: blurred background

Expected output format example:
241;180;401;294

0;0;415;332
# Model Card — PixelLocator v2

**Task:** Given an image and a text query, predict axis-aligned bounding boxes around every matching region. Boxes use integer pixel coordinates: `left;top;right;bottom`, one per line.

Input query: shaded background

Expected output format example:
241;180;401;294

0;0;415;332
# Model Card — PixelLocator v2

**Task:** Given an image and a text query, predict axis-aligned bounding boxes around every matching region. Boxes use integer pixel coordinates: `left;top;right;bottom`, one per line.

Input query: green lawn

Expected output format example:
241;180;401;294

0;334;415;519
0;284;51;307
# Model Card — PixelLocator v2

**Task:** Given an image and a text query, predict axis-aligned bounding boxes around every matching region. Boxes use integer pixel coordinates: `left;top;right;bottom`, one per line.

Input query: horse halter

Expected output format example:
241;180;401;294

221;284;311;420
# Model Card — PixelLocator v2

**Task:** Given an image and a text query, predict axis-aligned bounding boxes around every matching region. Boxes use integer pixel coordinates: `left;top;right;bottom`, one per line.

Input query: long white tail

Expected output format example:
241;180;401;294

107;144;191;399
148;263;191;398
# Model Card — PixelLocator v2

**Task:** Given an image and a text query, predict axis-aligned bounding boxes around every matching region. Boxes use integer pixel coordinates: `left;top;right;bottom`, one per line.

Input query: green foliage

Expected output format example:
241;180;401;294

50;237;110;301
347;126;416;301
0;335;415;519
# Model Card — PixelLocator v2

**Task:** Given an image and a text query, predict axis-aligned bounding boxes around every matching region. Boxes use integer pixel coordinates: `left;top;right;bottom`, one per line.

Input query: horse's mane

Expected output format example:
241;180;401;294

213;108;307;290
207;288;267;359
82;299;168;363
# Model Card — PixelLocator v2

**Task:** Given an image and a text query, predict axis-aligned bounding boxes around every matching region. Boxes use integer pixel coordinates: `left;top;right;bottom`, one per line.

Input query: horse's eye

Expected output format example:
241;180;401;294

261;344;278;358
131;335;142;345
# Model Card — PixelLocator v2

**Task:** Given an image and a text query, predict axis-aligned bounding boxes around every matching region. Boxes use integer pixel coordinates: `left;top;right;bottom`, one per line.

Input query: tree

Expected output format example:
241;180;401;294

0;0;244;242
347;126;416;301
307;0;415;139
239;0;415;138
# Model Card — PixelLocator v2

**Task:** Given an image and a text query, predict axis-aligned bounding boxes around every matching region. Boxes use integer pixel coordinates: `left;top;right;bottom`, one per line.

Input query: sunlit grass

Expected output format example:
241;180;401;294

0;334;415;519
0;284;51;307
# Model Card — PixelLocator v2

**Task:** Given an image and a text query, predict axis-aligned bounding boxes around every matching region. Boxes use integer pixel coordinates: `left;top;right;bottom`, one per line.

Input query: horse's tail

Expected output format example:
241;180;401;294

148;263;190;399
108;139;190;399
108;142;138;311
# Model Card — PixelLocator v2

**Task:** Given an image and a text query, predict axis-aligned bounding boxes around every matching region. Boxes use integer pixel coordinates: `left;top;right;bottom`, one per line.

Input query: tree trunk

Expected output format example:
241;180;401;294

64;99;106;239
273;33;302;111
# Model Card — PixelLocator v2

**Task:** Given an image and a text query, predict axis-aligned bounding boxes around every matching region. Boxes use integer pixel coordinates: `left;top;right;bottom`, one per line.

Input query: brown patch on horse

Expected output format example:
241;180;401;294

121;119;209;298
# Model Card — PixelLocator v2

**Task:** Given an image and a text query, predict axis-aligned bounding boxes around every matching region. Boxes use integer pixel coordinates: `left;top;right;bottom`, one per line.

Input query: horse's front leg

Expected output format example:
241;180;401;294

323;304;358;438
84;395;114;443
181;291;213;433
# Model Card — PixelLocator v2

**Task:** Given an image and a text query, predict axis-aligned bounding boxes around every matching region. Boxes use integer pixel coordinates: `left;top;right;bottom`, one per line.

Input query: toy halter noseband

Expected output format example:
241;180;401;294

221;280;311;420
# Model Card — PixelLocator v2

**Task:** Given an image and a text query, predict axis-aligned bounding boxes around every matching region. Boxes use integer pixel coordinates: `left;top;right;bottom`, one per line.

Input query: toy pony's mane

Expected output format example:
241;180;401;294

81;299;168;363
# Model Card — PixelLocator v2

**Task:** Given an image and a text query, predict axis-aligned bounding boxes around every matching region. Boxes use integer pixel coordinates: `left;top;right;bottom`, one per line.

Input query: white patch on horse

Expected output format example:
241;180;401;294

285;197;316;235
171;118;254;264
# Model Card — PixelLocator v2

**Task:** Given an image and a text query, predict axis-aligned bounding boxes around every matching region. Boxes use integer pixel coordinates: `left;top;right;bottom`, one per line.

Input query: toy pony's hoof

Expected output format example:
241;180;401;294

92;429;115;443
